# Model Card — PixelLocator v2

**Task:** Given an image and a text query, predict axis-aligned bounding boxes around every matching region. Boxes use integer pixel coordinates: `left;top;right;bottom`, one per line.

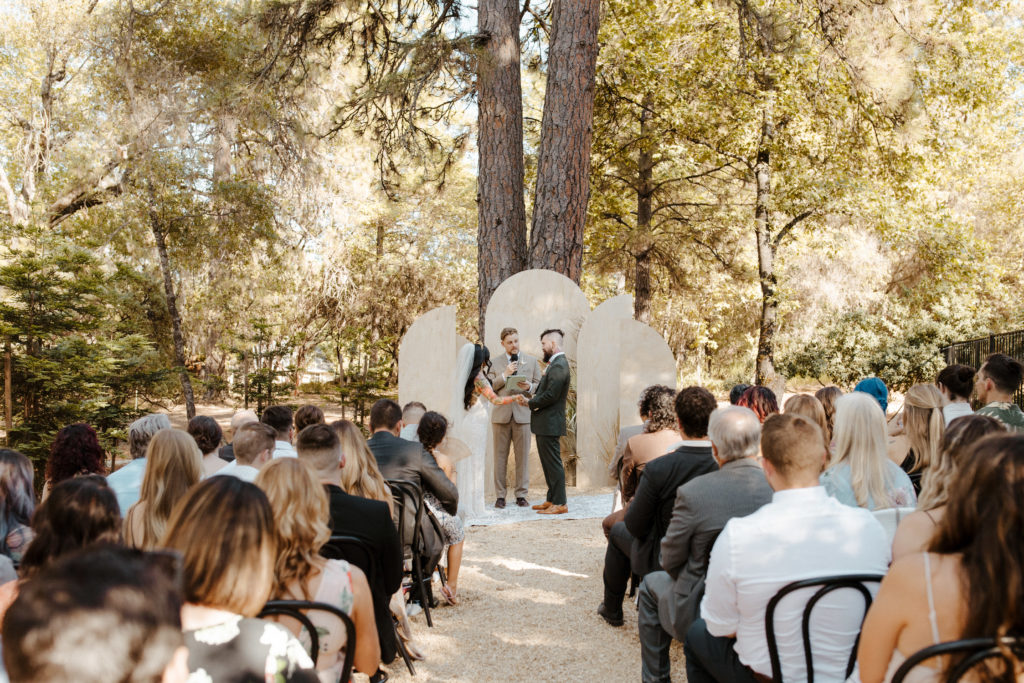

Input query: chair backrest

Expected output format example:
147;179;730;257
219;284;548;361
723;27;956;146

764;574;884;683
891;637;1024;683
259;599;356;682
871;506;917;544
386;478;425;553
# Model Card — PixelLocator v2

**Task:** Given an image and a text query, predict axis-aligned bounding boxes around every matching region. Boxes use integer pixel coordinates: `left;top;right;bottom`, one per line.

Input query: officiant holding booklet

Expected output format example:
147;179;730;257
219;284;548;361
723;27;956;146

488;327;543;509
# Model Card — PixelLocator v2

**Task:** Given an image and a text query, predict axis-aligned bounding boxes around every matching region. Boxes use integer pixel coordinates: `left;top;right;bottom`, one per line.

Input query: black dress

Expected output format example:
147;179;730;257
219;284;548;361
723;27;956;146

900;450;923;495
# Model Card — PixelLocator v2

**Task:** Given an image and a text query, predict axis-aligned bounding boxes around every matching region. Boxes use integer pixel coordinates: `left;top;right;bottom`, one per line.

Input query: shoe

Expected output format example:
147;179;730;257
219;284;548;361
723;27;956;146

405;602;423;617
494;497;506;509
597;602;624;627
516;497;529;507
532;501;552;510
440;584;459;605
537;504;568;515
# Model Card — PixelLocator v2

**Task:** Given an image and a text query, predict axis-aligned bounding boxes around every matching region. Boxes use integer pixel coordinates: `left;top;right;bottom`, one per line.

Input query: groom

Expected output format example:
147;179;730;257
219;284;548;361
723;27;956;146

518;328;571;515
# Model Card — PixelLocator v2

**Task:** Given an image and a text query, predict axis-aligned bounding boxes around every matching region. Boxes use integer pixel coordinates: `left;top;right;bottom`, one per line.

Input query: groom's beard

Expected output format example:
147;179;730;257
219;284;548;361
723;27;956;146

543;351;552;362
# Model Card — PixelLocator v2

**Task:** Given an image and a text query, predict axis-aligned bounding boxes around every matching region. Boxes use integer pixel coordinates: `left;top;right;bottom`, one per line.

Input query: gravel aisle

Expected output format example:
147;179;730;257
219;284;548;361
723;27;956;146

376;517;688;682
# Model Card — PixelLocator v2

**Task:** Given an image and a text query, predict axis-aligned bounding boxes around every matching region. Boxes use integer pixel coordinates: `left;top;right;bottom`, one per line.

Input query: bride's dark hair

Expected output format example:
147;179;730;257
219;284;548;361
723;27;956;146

463;344;491;410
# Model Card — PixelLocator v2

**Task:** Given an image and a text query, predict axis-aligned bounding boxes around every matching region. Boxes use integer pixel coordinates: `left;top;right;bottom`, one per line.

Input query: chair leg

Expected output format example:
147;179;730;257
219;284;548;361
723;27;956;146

392;619;416;676
413;555;432;628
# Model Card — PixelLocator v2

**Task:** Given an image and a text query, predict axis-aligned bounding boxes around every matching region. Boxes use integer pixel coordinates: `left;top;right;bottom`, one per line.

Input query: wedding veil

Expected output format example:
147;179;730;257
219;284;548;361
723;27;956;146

450;342;477;435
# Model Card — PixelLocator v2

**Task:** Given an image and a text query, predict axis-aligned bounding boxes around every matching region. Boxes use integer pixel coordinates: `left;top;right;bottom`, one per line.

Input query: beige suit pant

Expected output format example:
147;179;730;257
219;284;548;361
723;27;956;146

492;420;530;499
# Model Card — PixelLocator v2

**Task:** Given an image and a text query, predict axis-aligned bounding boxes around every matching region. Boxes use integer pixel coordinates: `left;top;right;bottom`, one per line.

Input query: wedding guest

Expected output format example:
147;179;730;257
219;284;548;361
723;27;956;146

935;364;975;425
782;394;829;450
684;413;889;683
974;353;1024;432
187;415;226;477
107;413;171;514
44;423;106;497
2;546;189;683
857;433;1024;682
257;459;380;681
609;386;659;486
619;386;681;505
263;405;297;458
295;404;326;434
399;401;426;441
417;411;466;605
901;384;945;494
218;409;258;462
729;384;751;406
0;450;35;566
162;476;318;682
331;420;394;511
215;422;276;482
814;386;843;447
854;377;890;414
736;386;778;423
124;429;202;550
821;392;916;510
891;415;1005;561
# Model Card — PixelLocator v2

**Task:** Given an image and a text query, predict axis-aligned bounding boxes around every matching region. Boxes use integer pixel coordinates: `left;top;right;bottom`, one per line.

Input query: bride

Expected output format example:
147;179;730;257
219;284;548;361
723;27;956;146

450;343;520;519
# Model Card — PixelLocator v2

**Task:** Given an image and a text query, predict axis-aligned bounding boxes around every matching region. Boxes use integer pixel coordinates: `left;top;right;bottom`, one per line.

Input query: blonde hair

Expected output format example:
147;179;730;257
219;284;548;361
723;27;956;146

127;429;202;549
832;392;896;509
918;414;1005;510
255;459;331;600
161;477;277;616
332;420;394;511
904;383;945;475
783;394;829;451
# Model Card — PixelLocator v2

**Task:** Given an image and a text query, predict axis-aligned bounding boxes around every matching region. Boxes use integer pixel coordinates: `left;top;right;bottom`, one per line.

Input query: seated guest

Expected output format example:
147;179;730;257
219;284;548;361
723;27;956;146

685;413;890;683
728;384;751;406
637;406;773;683
598;387;718;627
814;385;843;447
294;404;326;434
44;423;106;497
399;401;427;441
821;392;916;510
900;383;945;494
162;476;317;682
332;420;395;510
736;386;778;423
124;429;203;550
219;409;258;462
974;352;1024;432
935;364;975;425
857;433;1024;682
2;546;189;683
854;376;890;413
782;394;829;450
187;415;226;477
0;449;35;566
107;412;171;514
367;398;458;575
263;404;297;458
417;411;466;605
215;422;276;482
256;459;380;681
619;385;680;504
608;386;657;487
891;415;1004;560
300;423;404;665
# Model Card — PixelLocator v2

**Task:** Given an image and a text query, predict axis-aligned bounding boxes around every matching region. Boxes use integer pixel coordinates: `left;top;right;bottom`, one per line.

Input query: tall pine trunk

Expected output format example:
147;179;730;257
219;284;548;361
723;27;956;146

634;100;654;323
476;0;527;334
528;0;600;283
754;104;778;387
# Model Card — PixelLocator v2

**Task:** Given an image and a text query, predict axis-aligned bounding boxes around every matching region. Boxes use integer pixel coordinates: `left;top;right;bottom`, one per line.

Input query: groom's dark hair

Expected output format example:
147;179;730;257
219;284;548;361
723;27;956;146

370;399;403;431
540;328;564;341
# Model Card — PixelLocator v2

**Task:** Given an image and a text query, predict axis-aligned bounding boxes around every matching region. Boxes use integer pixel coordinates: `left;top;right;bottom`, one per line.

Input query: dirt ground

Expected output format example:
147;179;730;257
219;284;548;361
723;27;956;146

369;517;688;683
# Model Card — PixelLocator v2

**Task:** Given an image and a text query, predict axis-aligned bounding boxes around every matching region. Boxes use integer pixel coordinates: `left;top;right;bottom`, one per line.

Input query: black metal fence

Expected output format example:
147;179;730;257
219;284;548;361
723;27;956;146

941;330;1024;409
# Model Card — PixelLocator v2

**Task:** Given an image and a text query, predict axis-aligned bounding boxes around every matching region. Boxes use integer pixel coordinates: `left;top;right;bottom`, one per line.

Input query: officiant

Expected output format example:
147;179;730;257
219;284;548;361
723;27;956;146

488;327;542;509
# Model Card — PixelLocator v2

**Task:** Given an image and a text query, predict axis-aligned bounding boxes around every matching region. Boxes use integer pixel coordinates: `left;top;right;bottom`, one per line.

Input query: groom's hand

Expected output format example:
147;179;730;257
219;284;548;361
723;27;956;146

516;380;530;390
515;394;530;406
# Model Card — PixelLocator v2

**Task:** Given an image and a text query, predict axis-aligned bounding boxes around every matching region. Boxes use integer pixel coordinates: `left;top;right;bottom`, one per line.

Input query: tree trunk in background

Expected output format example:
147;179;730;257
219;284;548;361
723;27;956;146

634;100;654;323
528;0;600;283
3;343;11;445
148;204;196;419
754;104;778;387
477;0;527;335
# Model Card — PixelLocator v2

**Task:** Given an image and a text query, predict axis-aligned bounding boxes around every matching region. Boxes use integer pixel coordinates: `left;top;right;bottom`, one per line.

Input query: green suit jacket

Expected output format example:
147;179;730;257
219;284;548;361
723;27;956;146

528;354;571;437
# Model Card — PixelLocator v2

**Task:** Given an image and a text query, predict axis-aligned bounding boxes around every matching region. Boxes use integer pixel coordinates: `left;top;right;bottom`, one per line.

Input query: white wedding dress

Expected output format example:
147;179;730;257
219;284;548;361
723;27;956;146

451;343;493;520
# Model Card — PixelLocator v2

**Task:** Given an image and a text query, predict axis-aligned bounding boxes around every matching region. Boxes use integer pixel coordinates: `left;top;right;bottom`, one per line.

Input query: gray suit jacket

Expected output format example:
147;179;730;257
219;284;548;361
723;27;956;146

489;353;542;424
658;457;773;639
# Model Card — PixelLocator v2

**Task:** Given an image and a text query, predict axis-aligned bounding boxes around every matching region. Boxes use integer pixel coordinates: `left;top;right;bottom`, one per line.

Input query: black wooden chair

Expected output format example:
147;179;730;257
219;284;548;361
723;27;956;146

386;478;438;628
258;599;356;683
891;637;1024;683
764;574;884;682
323;534;416;676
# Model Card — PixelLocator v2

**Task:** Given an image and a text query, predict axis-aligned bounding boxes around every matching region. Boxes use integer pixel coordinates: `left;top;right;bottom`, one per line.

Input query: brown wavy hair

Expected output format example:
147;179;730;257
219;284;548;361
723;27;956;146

814;386;843;446
930;433;1024;679
256;458;331;601
917;415;1005;510
127;429;202;550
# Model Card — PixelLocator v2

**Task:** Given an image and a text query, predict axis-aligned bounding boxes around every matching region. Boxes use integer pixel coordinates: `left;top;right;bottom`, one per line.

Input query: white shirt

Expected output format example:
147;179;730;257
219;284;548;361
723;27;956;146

272;440;297;459
701;486;890;681
213;461;260;483
548;351;565;363
399;424;420;441
942;401;973;425
107;458;147;515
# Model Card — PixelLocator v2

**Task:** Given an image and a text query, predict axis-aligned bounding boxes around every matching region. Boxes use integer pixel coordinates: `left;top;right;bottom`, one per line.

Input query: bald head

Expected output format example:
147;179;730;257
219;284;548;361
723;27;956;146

229;409;258;432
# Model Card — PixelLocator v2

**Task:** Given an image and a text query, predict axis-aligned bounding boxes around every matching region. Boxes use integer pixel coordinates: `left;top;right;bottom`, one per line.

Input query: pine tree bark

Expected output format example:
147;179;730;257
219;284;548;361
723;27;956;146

3;343;12;445
477;0;527;334
528;0;600;283
754;104;778;387
634;100;654;323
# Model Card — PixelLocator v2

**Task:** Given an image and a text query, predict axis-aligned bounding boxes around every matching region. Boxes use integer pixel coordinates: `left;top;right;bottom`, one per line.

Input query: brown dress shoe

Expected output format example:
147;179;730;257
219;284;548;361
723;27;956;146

515;497;530;507
531;501;552;510
537;504;568;515
494;497;506;509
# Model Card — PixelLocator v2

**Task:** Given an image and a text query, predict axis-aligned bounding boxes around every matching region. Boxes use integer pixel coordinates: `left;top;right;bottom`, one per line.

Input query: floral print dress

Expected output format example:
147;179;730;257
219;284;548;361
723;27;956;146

185;614;319;683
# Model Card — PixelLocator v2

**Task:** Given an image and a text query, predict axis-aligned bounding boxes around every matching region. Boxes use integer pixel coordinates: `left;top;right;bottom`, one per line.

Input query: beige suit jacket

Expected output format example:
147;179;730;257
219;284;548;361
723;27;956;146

489;353;542;424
